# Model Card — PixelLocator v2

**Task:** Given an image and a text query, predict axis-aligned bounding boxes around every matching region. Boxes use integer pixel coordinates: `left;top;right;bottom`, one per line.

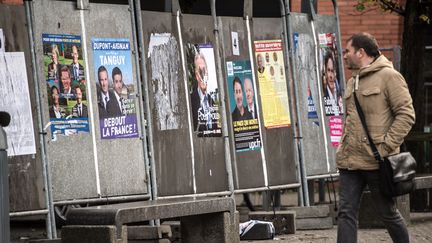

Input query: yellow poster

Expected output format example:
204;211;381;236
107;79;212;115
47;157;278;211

254;40;291;128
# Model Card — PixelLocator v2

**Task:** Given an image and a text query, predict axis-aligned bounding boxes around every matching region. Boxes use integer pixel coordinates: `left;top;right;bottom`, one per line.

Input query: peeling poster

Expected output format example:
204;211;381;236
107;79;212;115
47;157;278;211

0;52;36;156
148;33;180;131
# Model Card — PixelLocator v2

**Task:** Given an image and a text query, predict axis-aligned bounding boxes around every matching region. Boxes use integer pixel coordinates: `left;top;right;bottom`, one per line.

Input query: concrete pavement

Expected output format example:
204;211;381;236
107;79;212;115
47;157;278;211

250;212;432;243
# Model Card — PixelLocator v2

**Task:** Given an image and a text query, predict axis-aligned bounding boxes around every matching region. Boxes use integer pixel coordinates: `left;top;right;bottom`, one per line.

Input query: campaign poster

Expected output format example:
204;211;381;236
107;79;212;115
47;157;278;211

254;40;291;128
0;52;36;156
42;34;89;139
329;116;343;147
92;38;138;139
186;43;222;137
319;33;343;116
226;60;261;152
307;86;318;119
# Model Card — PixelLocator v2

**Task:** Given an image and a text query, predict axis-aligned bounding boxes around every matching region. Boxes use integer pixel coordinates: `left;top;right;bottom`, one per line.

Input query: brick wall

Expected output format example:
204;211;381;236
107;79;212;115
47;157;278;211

291;0;404;76
291;0;404;48
0;0;23;5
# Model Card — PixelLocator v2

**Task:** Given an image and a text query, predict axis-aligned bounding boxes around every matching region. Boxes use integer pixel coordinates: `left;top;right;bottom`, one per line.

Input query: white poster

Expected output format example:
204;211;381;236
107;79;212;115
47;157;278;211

0;52;36;156
231;32;240;56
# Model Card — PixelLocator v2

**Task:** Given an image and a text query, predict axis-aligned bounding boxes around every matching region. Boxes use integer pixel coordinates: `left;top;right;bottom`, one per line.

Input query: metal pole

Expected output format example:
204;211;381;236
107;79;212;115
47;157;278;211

245;15;269;188
332;0;346;87
10;209;49;218
282;0;310;207
129;0;153;200
25;1;56;238
0;124;9;243
210;0;235;196
133;0;157;202
175;5;198;194
279;0;305;207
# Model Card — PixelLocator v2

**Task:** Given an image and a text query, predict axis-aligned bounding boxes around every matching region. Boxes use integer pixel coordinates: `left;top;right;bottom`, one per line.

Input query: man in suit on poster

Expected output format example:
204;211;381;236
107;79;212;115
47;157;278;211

70;45;84;82
231;77;252;121
244;78;257;119
190;52;215;132
72;86;88;118
112;67;127;116
49;86;65;119
97;65;121;119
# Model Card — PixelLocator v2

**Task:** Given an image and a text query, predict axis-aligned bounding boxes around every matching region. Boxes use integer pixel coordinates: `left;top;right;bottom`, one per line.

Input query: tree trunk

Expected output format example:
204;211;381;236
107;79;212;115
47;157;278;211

401;0;426;130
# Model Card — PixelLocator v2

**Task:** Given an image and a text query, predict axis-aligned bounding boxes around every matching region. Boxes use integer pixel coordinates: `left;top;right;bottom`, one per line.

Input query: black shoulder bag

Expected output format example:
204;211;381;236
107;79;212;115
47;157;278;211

353;92;416;197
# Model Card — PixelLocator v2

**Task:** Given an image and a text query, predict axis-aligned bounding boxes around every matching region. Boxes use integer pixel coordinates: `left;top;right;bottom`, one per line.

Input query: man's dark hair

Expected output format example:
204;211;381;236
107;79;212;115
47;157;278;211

97;65;108;83
112;66;122;79
233;76;242;90
347;32;380;58
59;65;71;78
51;85;59;94
324;51;334;69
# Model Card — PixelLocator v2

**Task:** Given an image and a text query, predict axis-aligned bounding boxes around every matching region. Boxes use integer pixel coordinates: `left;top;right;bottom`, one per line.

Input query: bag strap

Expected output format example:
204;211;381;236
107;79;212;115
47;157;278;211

353;92;383;162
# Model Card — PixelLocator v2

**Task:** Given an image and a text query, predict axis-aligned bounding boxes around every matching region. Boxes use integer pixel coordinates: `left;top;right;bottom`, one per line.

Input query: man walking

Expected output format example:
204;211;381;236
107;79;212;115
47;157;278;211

337;32;415;243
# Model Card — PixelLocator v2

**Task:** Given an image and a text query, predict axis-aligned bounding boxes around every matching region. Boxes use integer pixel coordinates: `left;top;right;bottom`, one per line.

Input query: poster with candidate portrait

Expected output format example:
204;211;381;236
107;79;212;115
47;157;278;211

42;34;89;139
318;33;343;147
226;60;261;152
254;40;291;128
92;38;138;139
186;43;222;137
318;33;343;116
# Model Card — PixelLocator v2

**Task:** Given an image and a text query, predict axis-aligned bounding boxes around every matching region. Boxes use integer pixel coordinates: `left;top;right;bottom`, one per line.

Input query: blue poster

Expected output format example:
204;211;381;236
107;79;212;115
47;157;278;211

307;86;318;119
42;33;89;139
92;38;138;139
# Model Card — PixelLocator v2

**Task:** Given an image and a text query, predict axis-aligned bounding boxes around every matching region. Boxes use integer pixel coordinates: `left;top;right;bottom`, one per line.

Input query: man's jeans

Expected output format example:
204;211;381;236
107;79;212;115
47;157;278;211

337;169;410;243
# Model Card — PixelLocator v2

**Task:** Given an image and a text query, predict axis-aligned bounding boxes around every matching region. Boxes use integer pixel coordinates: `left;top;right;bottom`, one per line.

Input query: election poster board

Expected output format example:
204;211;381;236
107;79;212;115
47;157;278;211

186;43;222;137
254;40;291;128
226;60;261;152
293;33;319;120
0;52;36;156
318;33;343;147
92;38;138;139
318;33;343;117
42;34;89;139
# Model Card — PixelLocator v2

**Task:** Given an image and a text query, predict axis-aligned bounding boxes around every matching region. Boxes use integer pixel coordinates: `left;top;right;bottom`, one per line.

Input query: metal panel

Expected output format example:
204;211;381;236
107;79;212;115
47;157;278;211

32;0;147;200
220;16;265;190
85;2;146;197
140;10;194;196
290;13;330;176
313;14;340;173
252;17;298;186
32;0;97;201
181;14;228;193
0;4;46;211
